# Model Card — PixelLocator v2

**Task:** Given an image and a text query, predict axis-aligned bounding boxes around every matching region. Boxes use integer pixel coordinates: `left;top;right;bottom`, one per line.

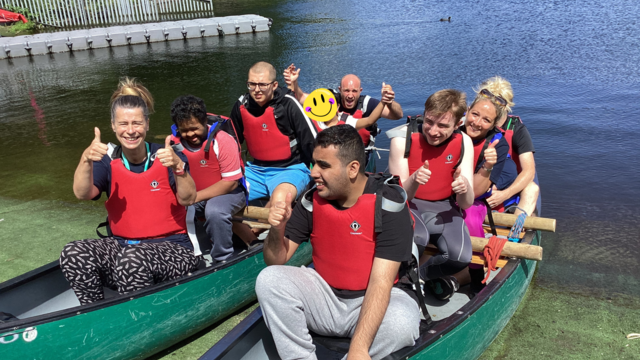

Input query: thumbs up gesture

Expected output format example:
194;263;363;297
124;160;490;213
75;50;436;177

83;127;108;163
381;82;395;105
451;167;468;194
411;160;431;185
483;139;500;169
156;136;182;171
269;192;293;230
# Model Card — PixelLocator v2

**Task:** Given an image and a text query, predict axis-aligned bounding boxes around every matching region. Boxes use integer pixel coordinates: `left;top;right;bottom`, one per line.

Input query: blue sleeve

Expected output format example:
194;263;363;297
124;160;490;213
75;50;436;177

363;97;380;117
91;155;111;200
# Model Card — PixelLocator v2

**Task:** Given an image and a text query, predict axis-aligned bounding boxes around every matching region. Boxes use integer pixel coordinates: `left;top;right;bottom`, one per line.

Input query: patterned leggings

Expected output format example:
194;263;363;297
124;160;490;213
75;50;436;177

60;238;198;305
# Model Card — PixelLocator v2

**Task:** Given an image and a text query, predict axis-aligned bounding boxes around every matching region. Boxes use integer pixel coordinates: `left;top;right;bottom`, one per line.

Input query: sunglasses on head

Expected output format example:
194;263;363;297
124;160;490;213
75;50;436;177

479;89;507;107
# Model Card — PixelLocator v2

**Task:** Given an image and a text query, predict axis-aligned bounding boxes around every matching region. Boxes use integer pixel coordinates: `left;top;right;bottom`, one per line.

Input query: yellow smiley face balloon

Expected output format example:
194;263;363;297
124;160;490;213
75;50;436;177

303;89;337;122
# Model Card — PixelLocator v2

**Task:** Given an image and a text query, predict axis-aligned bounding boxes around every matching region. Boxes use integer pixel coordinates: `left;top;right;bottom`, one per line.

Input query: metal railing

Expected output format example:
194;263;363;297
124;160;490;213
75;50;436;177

0;0;214;28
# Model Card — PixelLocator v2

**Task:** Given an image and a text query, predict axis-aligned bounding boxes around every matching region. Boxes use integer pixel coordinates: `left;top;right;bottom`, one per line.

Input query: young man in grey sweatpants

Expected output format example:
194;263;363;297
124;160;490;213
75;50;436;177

256;125;420;360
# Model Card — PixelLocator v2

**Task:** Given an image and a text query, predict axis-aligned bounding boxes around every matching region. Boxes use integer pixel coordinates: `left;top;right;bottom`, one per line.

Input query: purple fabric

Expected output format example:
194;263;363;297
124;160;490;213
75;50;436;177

462;200;488;270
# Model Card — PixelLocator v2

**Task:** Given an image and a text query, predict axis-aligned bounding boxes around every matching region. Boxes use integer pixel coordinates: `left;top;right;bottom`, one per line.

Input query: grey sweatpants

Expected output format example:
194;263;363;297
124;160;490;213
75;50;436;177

193;187;246;261
255;265;420;360
410;198;472;280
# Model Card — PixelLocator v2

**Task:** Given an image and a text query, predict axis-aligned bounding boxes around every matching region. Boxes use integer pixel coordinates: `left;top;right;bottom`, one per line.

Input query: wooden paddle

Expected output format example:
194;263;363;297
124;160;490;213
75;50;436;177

485;212;556;232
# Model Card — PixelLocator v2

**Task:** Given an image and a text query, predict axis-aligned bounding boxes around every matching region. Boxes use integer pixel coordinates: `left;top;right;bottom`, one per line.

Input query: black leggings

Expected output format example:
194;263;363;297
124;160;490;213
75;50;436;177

411;198;472;280
60;238;198;305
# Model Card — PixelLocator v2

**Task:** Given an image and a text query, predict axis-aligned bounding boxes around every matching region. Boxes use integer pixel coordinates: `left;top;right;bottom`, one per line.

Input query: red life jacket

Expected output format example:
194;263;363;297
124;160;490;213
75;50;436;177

335;93;373;146
312;117;371;145
311;192;377;290
170;125;222;192
105;158;187;239
404;124;463;202
306;174;405;291
240;103;294;162
501;115;523;173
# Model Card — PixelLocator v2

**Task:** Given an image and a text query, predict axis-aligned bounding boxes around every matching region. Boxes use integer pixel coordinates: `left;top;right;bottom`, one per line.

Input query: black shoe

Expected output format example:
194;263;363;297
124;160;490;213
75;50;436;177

469;267;486;296
426;276;459;301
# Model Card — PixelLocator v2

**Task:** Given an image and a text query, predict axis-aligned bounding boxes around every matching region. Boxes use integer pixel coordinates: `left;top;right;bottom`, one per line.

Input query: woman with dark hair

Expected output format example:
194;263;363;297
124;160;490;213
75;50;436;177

60;77;198;305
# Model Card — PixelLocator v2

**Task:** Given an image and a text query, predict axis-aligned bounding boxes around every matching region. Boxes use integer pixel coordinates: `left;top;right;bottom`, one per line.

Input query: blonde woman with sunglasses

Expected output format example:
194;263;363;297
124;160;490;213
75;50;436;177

478;76;540;219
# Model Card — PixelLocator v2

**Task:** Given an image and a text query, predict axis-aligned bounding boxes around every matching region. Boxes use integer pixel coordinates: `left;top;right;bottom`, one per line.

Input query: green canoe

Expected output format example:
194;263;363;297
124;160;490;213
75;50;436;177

0;241;312;360
201;228;541;360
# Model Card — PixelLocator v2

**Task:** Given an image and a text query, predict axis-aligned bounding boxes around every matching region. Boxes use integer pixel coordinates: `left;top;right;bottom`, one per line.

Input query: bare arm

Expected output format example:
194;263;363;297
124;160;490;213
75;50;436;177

73;127;106;200
283;63;309;104
195;180;238;203
455;133;475;209
388;134;421;200
472;139;499;198
348;257;400;358
157;136;197;206
263;192;300;265
379;83;403;120
354;101;386;130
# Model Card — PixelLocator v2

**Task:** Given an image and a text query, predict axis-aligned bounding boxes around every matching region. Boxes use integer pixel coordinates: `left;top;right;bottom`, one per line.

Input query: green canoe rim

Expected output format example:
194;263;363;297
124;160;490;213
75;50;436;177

0;244;266;333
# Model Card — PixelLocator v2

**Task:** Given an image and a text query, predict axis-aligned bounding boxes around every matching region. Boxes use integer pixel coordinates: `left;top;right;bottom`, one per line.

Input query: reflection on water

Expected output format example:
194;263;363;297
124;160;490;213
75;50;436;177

0;0;639;315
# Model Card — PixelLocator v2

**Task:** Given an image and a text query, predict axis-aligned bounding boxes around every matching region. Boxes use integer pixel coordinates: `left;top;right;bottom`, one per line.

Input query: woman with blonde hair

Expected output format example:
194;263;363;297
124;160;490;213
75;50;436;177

60;77;198;305
478;76;539;219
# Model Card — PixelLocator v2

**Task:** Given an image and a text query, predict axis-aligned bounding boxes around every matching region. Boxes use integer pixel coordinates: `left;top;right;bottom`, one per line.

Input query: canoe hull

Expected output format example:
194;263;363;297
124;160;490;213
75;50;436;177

0;242;312;360
409;230;540;359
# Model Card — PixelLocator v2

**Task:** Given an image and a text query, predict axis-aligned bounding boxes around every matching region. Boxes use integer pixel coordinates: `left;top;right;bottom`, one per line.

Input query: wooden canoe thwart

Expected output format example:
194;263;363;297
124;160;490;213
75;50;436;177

486;212;556;232
238;206;543;262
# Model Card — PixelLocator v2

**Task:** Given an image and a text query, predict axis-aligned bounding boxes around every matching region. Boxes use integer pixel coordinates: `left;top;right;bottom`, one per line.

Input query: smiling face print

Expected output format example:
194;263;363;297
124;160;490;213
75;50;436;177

303;88;337;122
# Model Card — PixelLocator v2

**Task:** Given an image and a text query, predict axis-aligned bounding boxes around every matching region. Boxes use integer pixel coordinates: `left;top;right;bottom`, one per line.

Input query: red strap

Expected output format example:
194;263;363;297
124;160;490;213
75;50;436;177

482;236;508;284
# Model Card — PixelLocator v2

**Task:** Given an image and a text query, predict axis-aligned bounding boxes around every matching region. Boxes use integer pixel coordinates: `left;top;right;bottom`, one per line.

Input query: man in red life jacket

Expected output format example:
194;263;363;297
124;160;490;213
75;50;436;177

283;64;404;146
387;89;475;300
61;91;198;305
256;125;420;360
228;62;317;213
170;95;246;262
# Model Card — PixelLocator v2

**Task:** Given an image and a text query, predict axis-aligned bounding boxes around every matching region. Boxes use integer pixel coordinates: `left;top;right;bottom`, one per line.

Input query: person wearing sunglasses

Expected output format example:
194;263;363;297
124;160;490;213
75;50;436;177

478;77;540;219
454;87;519;297
228;62;317;242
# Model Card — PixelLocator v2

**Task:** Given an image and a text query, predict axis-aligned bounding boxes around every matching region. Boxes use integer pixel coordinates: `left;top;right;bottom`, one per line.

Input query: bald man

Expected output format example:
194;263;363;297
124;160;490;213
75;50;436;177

228;62;317;221
284;64;403;147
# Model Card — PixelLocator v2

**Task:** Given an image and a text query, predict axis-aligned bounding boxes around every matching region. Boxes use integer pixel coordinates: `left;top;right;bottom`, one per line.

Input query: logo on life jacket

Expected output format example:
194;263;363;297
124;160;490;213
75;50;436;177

150;180;159;191
446;154;453;163
200;159;207;166
262;123;268;131
350;221;362;234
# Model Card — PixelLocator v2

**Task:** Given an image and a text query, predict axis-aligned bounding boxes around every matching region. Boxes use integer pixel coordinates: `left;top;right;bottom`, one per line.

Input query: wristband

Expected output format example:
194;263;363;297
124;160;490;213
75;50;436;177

174;162;185;176
482;164;493;172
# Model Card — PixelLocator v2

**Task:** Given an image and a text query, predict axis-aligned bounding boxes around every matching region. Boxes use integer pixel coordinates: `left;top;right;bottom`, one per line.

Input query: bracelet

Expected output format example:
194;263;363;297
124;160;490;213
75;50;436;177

482;164;493;172
174;162;185;176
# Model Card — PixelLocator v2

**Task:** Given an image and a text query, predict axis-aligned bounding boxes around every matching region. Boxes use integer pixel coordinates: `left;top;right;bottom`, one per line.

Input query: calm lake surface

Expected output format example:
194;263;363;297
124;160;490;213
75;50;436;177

1;0;639;356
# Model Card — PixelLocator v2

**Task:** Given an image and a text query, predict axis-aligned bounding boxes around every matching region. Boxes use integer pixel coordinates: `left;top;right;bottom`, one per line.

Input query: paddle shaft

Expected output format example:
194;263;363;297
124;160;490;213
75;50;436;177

485;212;556;232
